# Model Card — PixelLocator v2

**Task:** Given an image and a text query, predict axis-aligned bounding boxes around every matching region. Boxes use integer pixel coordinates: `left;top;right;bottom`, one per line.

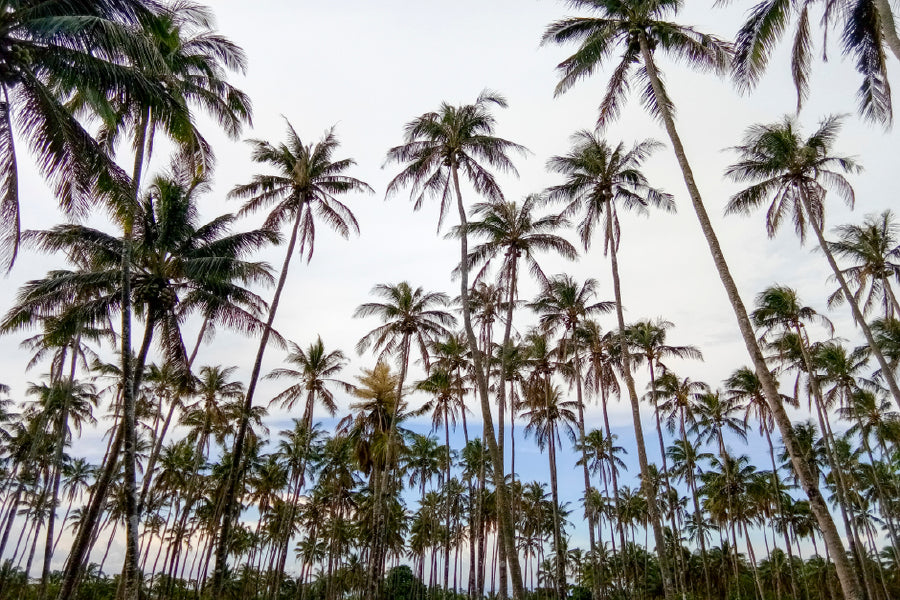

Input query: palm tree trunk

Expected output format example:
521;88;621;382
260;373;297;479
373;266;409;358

763;425;801;600
873;0;900;61
57;315;155;600
547;434;567;600
451;165;524;599
39;349;79;600
637;34;862;600
211;207;303;597
678;415;712;600
118;107;152;600
571;341;602;600
603;194;674;599
497;258;518;600
364;334;411;600
444;409;452;595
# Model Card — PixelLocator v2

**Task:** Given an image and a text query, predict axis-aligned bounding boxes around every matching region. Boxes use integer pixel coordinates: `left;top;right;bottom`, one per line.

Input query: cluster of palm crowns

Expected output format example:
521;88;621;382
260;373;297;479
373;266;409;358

0;1;897;600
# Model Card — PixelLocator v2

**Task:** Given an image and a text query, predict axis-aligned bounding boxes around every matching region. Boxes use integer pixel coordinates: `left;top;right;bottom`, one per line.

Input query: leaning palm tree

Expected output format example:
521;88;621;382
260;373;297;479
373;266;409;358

384;90;528;599
211;123;372;593
544;4;858;596
826;210;900;320
725;115;900;413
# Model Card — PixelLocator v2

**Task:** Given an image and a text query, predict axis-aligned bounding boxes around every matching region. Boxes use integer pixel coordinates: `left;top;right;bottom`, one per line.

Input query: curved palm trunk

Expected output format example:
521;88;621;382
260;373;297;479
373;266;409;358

637;35;862;600
211;207;303;596
451;166;525;599
604;196;674;599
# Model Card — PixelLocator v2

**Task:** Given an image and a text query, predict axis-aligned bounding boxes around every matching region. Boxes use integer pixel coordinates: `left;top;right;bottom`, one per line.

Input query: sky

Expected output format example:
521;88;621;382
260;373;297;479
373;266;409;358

1;0;898;573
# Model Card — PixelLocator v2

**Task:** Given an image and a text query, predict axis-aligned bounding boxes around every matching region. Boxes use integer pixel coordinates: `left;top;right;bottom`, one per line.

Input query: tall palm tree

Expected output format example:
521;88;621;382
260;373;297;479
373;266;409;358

354;282;454;593
212;123;372;593
826;210;900;320
264;336;351;595
465;194;577;551
543;5;858;595
520;384;579;600
416;368;465;593
725;115;900;413
528;274;611;598
90;8;253;592
384;90;528;600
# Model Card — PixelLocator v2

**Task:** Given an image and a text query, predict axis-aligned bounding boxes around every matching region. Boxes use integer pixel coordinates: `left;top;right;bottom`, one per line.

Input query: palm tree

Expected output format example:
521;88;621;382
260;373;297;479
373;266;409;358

384;90;528;599
544;5;857;590
725;365;802;598
465;194;577;551
520;384;578;600
725;115;900;414
0;1;173;269
7;159;273;598
731;0;897;123
264;337;351;595
826;210;900;320
541;6;765;595
416;368;469;593
93;9;253;591
354;282;453;592
213;123;372;593
528;274;611;597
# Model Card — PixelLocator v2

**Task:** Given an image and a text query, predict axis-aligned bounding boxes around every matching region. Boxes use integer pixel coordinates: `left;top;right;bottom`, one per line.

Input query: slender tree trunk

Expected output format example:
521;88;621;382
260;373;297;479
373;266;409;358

364;334;411;600
637;35;862;600
497;258;518;600
39;349;79;600
211;208;303;596
444;408;452;595
603;194;674;599
763;424;800;600
451;166;524;599
547;434;566;600
57;315;155;600
571;339;602;600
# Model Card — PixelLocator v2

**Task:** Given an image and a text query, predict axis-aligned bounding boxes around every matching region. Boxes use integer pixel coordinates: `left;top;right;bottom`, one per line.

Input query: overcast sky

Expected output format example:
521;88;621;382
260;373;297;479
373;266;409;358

2;0;898;569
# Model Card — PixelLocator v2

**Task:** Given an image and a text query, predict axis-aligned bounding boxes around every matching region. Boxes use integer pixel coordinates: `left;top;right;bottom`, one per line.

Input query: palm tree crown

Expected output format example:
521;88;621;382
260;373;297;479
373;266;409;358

725;114;859;243
546;131;674;251
384;90;527;229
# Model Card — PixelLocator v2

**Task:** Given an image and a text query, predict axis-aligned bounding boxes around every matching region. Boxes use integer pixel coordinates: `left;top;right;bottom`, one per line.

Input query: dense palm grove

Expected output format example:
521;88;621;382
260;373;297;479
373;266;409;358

0;1;897;600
